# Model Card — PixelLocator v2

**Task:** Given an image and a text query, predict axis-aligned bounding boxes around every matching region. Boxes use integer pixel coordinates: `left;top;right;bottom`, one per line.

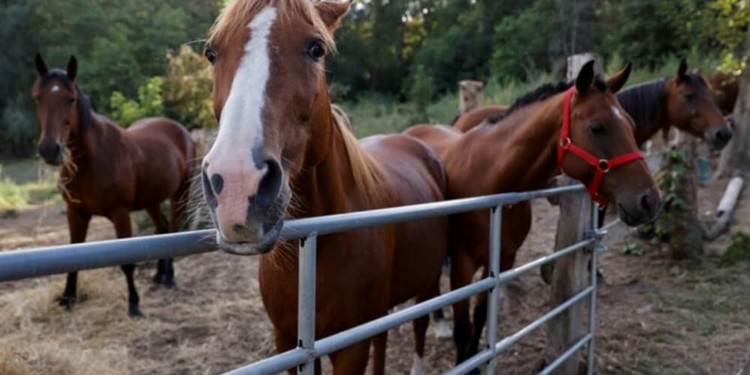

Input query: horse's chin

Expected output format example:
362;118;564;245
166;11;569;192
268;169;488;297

216;219;283;256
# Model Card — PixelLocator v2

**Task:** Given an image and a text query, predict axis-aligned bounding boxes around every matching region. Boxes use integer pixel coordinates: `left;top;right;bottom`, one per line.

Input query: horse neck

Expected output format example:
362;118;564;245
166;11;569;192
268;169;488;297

63;90;110;177
467;96;564;193
617;80;668;145
289;108;373;218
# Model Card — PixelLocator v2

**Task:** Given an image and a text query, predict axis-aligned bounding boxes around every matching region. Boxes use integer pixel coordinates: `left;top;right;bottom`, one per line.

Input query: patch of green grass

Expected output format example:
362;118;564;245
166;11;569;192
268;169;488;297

0;165;60;210
0;176;29;210
723;232;750;263
621;242;646;257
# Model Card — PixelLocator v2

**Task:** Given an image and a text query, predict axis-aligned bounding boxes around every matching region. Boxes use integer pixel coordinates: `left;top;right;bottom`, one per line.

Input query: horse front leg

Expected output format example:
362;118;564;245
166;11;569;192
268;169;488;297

111;210;141;317
59;205;91;309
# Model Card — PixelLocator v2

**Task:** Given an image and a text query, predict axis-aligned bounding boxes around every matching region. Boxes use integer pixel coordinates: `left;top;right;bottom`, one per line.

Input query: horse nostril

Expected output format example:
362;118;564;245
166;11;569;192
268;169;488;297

210;173;224;195
640;193;652;214
717;129;732;142
201;170;219;209
256;158;283;209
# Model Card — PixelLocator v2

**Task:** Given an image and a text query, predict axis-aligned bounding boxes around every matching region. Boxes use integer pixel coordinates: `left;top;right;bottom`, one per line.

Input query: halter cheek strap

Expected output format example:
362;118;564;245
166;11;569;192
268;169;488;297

557;86;644;204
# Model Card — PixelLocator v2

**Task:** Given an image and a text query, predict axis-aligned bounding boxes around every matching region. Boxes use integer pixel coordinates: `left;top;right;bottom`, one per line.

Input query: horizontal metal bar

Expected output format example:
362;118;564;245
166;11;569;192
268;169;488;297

444;286;594;375
495;239;594;285
537;333;593;375
0;230;216;282
225;278;497;375
280;185;583;240
222;348;310;375
0;185;583;283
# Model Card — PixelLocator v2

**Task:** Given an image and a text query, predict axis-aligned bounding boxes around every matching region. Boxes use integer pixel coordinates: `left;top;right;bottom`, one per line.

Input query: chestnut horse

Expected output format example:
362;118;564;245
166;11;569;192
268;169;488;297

201;1;447;374
32;55;195;316
405;61;661;365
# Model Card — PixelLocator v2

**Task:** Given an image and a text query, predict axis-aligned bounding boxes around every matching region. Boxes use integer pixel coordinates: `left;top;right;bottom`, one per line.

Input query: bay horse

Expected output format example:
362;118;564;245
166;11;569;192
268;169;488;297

32;55;195;316
201;1;447;374
404;61;661;366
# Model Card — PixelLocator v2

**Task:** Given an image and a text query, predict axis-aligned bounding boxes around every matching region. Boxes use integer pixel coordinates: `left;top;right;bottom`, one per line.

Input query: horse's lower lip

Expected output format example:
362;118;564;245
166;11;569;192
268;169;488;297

215;220;283;256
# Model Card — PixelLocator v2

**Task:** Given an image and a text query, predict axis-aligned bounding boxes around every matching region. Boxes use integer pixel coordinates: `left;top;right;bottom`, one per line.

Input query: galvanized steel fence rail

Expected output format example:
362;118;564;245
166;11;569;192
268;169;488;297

0;184;605;375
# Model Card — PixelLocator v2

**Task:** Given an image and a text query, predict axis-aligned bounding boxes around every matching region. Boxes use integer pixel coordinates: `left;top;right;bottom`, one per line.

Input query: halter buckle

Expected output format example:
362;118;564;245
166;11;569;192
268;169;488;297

598;159;610;172
560;138;571;148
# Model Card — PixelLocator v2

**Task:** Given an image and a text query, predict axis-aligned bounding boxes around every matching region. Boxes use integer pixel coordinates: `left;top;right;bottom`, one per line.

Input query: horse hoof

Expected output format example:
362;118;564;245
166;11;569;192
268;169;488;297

163;279;176;289
129;307;143;317
152;273;165;284
58;296;75;310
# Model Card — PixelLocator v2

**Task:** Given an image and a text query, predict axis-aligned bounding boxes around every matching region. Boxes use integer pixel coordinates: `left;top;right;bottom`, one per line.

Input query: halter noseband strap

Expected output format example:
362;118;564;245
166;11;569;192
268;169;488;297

557;86;644;204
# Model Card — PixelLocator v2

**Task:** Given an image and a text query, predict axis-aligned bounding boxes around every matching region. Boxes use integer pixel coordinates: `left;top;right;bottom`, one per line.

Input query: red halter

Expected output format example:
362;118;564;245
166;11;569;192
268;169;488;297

557;86;644;204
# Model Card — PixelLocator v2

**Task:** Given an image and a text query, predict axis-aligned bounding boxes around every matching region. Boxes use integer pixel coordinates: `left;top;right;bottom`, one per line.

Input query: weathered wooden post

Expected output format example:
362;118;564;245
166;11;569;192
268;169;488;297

458;80;484;114
666;136;703;259
544;53;600;375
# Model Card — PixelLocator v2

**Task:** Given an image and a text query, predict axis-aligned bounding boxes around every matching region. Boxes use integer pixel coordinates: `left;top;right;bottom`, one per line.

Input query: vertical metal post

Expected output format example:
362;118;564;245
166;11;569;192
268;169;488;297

298;235;317;375
587;206;599;375
484;205;502;375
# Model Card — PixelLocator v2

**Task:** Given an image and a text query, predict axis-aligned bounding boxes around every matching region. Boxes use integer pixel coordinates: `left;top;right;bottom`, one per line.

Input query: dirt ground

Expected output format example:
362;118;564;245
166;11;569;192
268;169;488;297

1;174;749;375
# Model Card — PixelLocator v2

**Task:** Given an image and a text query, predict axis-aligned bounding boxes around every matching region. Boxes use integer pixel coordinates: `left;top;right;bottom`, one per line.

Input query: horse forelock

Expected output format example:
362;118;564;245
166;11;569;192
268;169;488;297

208;0;335;51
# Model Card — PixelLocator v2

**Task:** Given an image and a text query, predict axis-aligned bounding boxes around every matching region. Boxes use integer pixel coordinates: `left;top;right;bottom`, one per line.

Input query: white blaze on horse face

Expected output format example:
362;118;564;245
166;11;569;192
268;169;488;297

203;6;277;242
51;85;60;93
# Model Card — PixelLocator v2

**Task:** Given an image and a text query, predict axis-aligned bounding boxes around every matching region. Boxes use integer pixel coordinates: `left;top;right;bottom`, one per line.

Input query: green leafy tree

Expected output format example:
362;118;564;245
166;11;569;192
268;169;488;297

162;46;216;130
109;77;164;127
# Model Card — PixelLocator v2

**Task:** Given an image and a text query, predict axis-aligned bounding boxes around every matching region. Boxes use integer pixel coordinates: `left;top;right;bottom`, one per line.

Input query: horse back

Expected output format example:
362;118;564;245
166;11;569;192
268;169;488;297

453;105;508;132
403;124;461;159
121;117;195;208
361;134;449;306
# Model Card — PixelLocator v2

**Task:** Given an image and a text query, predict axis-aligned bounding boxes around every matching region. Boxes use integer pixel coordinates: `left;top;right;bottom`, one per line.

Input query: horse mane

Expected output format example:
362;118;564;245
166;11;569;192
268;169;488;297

616;79;666;128
209;0;335;50
486;78;608;124
330;104;384;199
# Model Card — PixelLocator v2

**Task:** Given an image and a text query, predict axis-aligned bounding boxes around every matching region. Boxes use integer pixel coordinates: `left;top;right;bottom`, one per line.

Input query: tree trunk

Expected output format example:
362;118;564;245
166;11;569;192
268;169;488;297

715;27;750;177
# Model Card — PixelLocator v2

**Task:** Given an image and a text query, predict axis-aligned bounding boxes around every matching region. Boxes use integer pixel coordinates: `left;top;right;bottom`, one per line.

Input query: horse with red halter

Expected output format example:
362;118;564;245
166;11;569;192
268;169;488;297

201;1;447;373
31;55;195;316
404;61;661;366
455;61;733;150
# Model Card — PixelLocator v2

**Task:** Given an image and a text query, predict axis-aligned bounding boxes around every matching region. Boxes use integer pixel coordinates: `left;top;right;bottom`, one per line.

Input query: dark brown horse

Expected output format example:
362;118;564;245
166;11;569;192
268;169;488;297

405;61;661;365
201;1;447;373
455;61;733;151
32;55;195;316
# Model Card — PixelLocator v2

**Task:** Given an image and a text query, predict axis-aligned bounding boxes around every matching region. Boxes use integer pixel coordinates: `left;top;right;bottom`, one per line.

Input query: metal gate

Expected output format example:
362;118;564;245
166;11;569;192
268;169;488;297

0;184;604;375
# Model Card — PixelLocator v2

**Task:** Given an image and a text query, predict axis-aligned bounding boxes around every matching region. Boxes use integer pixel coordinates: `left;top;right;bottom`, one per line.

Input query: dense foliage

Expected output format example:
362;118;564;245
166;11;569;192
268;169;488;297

1;0;747;156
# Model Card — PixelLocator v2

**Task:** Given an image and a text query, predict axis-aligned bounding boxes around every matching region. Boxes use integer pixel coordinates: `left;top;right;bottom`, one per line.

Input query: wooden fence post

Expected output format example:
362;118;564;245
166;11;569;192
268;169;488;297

458;80;484;114
545;53;600;375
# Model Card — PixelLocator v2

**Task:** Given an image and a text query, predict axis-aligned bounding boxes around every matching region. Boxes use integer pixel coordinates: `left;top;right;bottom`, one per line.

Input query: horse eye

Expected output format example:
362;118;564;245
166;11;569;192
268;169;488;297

589;123;606;135
204;47;217;64
307;40;325;61
684;93;695;103
68;98;75;105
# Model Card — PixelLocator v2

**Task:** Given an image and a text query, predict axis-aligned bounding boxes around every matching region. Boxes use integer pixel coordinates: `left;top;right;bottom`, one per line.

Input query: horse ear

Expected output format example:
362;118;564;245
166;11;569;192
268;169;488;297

575;60;596;94
606;62;632;94
316;1;351;32
677;59;688;81
66;55;77;81
35;53;48;76
692;67;702;76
